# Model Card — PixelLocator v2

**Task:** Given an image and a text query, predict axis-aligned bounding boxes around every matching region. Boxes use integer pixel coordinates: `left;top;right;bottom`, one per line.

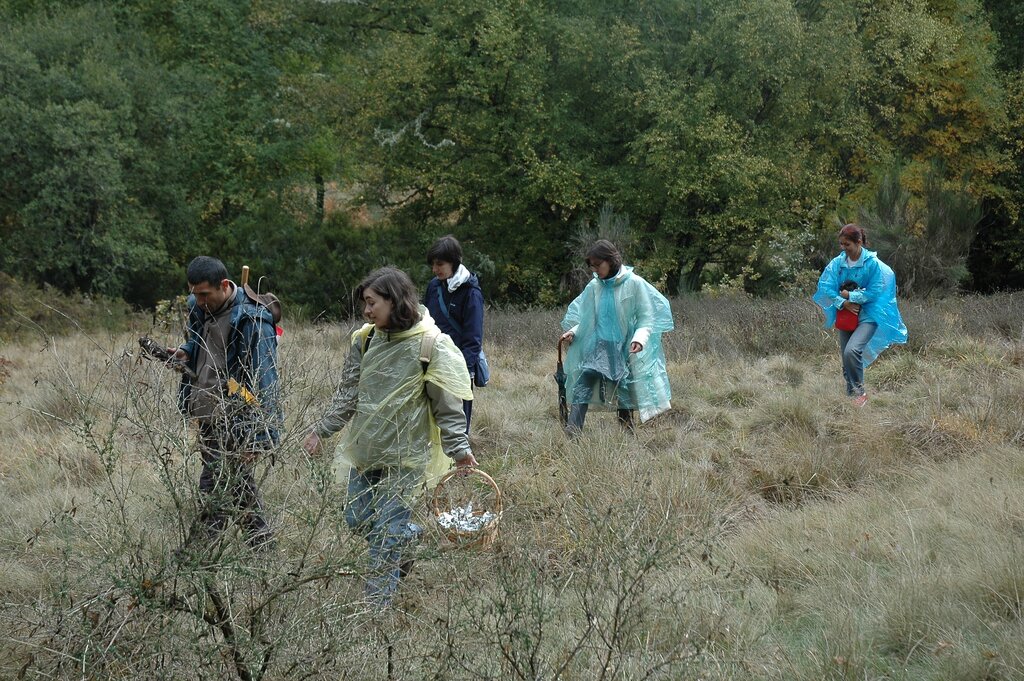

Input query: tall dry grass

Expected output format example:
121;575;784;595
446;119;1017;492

1;292;1023;679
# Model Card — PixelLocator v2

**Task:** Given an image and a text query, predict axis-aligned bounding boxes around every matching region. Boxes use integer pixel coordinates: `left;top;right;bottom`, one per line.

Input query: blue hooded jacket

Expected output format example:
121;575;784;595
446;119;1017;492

813;249;908;367
177;285;282;445
425;273;484;375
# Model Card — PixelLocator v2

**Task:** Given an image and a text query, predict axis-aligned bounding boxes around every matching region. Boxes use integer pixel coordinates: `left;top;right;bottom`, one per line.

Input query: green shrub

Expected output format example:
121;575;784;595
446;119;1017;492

860;164;981;297
0;272;135;339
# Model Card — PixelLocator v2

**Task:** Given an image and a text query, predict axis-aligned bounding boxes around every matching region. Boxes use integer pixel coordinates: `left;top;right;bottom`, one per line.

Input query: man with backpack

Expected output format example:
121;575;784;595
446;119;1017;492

169;256;282;556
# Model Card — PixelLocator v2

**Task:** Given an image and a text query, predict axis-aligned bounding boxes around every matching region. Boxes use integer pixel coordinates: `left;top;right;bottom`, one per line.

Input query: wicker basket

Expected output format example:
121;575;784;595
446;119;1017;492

431;467;502;548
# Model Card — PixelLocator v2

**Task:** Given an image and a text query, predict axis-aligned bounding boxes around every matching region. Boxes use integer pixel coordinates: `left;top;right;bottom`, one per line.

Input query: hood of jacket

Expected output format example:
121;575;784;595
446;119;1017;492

840;248;878;268
593;264;634;287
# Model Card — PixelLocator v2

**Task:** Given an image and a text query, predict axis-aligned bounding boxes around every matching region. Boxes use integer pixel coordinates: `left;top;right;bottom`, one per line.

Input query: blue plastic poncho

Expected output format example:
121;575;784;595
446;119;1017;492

561;266;674;422
813;249;908;366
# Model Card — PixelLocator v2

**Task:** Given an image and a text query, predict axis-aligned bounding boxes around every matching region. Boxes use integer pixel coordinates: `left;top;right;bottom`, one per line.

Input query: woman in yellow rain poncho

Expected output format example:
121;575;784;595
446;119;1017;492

303;267;475;607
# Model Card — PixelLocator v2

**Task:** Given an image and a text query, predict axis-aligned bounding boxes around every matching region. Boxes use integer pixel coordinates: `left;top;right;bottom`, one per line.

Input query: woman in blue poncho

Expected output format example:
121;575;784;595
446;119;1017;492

813;224;908;406
559;240;674;436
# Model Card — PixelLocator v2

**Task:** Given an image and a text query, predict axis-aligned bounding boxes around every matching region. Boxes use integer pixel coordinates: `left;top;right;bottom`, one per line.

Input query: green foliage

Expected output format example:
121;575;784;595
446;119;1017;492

0;0;1021;309
0;6;171;301
860;163;981;296
344;0;1014;301
0;272;135;339
561;204;636;293
245;211;427;319
983;0;1024;70
971;69;1024;291
0;0;367;310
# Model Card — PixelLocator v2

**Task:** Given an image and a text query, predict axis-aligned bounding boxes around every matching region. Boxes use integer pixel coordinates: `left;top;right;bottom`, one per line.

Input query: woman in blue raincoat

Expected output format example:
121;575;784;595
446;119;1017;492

813;224;908;406
559;240;674;436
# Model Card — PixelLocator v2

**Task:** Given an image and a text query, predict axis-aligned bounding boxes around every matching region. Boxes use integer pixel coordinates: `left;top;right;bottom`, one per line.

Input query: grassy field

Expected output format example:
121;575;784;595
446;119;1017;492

2;292;1023;680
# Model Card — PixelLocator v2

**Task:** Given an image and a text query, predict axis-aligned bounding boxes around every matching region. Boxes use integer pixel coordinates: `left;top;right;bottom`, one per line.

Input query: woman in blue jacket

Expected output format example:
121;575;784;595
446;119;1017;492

424;235;485;432
813;224;908;406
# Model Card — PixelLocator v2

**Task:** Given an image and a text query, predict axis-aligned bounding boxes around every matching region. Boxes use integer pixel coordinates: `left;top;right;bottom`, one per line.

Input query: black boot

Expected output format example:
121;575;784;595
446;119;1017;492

565;403;589;438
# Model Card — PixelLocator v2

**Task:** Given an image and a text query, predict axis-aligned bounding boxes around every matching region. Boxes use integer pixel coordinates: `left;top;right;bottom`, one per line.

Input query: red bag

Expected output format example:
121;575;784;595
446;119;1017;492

835;307;859;332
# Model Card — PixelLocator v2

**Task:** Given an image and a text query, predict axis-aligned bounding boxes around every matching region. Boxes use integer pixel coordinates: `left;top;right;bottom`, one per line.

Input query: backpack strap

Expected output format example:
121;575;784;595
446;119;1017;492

435;285;464;334
359;326;437;373
419;327;440;369
360;326;375;355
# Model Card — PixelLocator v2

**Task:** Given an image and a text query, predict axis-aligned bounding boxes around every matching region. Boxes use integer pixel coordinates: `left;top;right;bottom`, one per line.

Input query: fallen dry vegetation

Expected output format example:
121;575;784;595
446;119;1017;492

2;293;1023;680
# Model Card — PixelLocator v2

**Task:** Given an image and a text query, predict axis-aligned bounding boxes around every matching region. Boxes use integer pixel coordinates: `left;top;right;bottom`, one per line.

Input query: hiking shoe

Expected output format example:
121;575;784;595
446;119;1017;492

852;394;869;407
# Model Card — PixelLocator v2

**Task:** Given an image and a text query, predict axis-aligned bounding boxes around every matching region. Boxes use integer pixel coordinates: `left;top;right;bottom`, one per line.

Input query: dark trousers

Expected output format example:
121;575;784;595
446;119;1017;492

189;424;271;547
565;369;634;437
463;375;475;434
345;467;422;606
566;403;634;437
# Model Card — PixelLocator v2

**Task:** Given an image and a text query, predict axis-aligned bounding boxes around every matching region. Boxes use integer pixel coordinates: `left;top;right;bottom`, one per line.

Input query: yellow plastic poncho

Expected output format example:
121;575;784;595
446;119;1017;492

333;313;473;489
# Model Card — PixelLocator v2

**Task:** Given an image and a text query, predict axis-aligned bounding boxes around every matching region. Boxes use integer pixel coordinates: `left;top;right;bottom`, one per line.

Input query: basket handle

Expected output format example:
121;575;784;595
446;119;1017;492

431;467;502;517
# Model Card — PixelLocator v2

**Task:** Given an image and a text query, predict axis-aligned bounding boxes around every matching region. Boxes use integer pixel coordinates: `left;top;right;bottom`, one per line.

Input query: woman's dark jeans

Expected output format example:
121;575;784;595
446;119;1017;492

346;467;423;606
565;369;634;436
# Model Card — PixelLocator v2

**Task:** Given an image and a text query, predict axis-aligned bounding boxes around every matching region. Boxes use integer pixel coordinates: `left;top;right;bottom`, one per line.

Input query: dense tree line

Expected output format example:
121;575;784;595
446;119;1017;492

1;0;1022;313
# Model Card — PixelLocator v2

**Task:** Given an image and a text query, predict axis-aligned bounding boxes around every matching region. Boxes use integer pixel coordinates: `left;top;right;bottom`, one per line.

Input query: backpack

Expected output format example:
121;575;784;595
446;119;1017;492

240;265;283;336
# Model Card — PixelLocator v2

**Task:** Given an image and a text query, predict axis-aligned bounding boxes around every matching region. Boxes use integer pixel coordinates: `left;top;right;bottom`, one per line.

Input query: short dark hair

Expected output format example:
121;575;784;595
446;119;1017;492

426;235;463;270
839;223;868;246
356;267;422;332
585;239;623;273
186;256;229;286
